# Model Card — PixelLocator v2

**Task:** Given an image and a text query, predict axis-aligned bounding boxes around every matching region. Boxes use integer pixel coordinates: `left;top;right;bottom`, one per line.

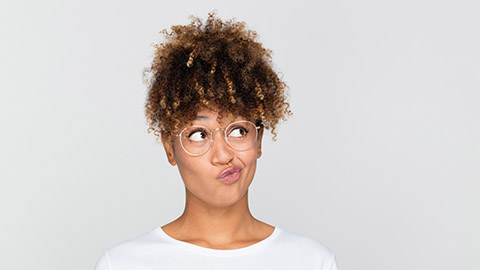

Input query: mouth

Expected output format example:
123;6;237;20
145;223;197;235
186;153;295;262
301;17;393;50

218;166;242;184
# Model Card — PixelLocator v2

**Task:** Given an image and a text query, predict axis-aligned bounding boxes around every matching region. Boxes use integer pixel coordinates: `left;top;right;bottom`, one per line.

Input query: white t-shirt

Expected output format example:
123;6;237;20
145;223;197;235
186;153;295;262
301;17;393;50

94;226;338;270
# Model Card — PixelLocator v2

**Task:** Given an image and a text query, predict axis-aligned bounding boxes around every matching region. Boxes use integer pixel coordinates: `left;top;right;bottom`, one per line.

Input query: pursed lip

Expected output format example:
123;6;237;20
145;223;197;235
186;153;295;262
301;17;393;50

218;166;242;179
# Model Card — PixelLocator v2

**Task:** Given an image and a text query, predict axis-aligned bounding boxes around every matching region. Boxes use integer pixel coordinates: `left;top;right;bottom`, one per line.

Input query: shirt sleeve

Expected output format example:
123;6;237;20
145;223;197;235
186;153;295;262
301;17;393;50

328;254;338;270
94;251;111;270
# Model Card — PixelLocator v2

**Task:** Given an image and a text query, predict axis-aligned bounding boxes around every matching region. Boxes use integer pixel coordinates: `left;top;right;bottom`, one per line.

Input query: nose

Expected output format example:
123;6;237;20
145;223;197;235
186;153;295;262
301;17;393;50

210;128;234;165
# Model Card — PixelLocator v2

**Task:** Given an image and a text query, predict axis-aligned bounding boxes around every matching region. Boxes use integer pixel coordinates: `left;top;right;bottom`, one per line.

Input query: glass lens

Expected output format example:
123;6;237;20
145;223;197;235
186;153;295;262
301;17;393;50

226;121;257;151
180;125;211;156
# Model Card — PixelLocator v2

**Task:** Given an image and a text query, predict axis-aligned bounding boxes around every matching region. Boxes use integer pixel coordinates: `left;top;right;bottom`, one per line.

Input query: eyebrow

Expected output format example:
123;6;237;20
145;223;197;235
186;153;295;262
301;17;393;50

194;115;210;121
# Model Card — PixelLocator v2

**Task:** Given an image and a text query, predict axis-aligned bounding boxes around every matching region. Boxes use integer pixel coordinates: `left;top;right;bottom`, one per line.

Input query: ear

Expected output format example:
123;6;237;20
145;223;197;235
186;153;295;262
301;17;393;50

256;126;264;159
161;134;177;166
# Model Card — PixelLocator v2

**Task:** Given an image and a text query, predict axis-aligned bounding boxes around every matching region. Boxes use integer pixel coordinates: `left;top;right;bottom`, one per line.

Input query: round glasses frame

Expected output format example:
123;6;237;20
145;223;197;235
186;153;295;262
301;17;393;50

175;120;261;156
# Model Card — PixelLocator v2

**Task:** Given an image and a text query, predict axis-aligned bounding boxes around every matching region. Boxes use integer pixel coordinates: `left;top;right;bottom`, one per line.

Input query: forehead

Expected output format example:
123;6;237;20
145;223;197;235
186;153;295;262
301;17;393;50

192;109;245;125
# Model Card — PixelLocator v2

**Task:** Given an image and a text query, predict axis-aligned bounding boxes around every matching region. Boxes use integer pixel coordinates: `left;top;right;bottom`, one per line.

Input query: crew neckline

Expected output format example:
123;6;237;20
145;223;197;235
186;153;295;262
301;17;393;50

155;226;281;257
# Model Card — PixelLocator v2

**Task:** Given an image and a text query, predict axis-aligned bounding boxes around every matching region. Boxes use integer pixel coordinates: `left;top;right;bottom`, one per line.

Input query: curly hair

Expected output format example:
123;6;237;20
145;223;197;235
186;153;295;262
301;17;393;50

144;12;291;143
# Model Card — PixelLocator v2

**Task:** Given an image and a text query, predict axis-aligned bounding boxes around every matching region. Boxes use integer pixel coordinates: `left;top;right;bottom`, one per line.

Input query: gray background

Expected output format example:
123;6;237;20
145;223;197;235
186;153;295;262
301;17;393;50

1;0;479;269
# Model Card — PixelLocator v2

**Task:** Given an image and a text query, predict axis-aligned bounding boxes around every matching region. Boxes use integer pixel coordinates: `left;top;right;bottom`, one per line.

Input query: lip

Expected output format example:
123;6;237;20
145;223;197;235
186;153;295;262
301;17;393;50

218;166;242;184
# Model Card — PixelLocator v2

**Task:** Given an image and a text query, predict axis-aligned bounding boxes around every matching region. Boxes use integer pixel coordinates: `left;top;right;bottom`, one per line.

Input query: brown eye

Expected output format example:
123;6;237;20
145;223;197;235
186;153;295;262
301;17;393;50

228;126;248;138
187;129;208;142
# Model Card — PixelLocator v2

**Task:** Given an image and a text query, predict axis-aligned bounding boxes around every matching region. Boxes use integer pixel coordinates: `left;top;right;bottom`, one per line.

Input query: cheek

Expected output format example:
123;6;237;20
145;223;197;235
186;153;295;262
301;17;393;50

174;153;204;177
175;159;210;196
245;151;258;166
172;144;203;179
239;148;260;175
246;143;260;164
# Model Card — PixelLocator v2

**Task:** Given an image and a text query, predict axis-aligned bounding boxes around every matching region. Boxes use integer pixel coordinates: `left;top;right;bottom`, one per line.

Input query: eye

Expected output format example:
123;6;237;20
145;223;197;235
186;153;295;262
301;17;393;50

228;126;248;138
187;128;208;142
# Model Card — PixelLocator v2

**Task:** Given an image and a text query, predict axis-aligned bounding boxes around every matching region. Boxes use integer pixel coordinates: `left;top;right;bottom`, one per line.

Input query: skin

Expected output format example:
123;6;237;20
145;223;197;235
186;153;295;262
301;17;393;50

160;108;275;250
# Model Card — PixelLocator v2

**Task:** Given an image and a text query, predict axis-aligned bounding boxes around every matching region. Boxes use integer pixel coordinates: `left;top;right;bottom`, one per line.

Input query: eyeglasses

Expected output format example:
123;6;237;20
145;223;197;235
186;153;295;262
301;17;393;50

175;120;261;156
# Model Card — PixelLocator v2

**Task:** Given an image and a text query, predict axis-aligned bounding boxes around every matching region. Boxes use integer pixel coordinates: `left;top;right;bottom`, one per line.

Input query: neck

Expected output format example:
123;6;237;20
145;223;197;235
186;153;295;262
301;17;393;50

165;188;260;246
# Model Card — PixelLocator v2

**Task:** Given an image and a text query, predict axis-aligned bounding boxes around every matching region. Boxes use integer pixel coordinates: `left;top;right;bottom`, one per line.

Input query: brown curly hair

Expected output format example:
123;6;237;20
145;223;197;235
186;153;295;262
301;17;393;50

144;12;291;143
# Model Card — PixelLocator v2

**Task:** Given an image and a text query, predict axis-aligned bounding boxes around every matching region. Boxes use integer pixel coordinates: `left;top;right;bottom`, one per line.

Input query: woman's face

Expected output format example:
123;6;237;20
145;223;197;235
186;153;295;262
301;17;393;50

161;108;263;208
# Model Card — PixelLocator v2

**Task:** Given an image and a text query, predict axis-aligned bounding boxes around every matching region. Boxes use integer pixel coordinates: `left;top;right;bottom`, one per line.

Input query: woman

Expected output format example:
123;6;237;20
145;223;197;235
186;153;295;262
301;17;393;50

95;12;337;270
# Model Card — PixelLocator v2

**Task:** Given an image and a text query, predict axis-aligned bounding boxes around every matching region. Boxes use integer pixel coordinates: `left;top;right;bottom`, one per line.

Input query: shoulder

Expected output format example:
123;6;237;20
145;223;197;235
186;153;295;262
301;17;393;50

273;227;336;268
97;227;170;266
275;227;334;254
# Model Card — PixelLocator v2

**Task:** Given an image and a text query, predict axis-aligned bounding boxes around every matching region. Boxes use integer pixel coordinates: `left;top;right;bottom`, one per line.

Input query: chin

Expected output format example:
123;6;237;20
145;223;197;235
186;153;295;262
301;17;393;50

207;190;248;208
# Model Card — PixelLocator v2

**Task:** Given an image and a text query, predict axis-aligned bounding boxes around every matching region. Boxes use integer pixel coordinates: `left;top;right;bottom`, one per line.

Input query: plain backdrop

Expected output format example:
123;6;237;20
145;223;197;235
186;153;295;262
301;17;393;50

1;0;479;269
